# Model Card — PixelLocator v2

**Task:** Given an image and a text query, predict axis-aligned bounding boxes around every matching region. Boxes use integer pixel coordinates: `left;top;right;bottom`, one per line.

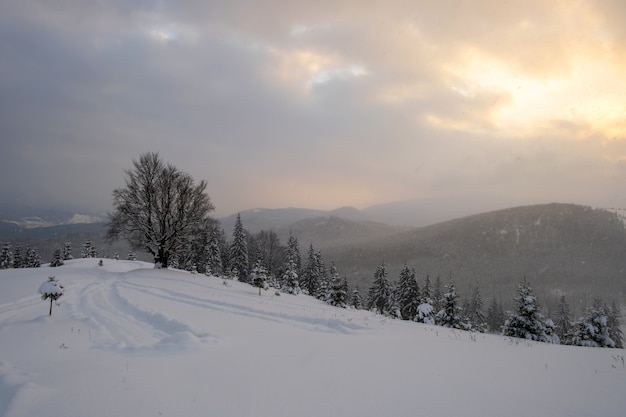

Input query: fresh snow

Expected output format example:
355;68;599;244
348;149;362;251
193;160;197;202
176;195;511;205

1;259;625;417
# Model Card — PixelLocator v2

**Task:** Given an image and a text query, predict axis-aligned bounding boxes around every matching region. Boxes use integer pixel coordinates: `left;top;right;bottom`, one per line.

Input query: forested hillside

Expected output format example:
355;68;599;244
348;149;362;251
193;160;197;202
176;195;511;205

326;203;626;314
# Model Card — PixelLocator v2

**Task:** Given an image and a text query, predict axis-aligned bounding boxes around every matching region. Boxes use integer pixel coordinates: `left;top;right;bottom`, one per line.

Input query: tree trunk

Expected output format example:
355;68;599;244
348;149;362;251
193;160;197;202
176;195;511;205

49;298;53;316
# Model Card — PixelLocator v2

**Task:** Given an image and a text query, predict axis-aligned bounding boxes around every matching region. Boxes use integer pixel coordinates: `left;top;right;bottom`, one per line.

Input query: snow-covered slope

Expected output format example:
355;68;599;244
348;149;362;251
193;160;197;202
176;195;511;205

0;260;624;417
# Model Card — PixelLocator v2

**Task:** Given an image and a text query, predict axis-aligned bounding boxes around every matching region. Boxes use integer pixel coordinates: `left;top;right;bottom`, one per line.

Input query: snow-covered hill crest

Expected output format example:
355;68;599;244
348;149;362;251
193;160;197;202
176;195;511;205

0;260;625;417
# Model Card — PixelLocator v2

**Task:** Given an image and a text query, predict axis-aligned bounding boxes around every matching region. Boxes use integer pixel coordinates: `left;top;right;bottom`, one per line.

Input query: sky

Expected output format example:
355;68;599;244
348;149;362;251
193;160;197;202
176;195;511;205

1;0;625;217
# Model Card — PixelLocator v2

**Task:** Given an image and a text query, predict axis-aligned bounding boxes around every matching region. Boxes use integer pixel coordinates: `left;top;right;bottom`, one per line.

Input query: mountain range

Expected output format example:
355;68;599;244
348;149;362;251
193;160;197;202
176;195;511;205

1;201;625;316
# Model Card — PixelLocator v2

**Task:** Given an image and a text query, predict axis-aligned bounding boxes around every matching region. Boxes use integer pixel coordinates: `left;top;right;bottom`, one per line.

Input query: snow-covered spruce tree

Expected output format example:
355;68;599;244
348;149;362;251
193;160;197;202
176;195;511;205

250;260;268;295
486;296;505;334
436;282;465;329
327;263;348;308
0;242;12;269
50;246;64;267
107;152;215;269
367;263;394;316
286;231;302;276
465;287;487;332
63;241;73;260
229;214;249;282
314;250;329;301
571;299;616;348
351;288;364;310
300;244;319;296
608;301;624;349
13;245;23;268
396;265;420;321
554;295;573;344
417;302;435;324
205;231;223;277
82;240;90;258
502;279;558;343
39;275;64;316
281;259;301;295
26;246;42;268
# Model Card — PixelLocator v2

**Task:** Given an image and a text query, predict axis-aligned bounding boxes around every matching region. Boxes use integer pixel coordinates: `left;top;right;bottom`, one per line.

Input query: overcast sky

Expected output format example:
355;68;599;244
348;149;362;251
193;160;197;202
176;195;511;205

1;0;625;217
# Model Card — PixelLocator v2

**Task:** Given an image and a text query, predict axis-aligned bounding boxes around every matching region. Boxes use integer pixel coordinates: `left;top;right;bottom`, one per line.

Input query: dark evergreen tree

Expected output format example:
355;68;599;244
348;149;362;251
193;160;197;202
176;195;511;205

26;245;41;268
205;228;223;276
286;231;302;275
421;275;432;304
607;301;624;349
396;265;420;321
571;299;616;348
327;263;348;308
63;241;73;260
82;240;96;258
367;263;394;315
50;246;64;267
466;287;487;332
229;214;249;282
486;296;505;334
314;250;329;301
301;244;319;296
554;295;572;344
13;245;23;268
432;276;443;313
502;279;557;343
0;242;11;269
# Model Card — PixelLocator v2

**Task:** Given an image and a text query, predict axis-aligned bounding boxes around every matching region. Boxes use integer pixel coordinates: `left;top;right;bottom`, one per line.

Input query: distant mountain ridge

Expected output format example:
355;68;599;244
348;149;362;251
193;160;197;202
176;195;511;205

2;202;625;315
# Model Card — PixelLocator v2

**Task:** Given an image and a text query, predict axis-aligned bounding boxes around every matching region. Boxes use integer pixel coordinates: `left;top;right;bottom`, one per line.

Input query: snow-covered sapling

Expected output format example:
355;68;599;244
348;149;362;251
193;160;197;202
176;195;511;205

39;275;64;316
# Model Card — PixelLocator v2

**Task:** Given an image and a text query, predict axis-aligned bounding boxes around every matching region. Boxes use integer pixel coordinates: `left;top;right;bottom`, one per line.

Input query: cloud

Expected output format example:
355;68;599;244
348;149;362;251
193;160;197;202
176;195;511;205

1;0;625;216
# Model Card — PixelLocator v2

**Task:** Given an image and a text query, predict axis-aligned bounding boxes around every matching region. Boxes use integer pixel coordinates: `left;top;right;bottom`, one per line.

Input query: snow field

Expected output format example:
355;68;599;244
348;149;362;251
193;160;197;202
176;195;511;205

0;259;625;417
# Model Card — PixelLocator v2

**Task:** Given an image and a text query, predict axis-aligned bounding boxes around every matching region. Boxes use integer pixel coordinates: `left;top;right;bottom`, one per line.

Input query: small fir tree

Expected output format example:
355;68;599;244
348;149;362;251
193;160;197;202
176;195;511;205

281;259;301;295
367;263;394;316
50;246;64;267
466;287;487;332
571;299;616;348
250;260;268;295
314;251;329;301
26;246;42;268
554;295;572;344
351;288;364;310
607;301;624;349
486;296;505;334
229;214;249;282
436;282;464;329
502;279;556;343
63;241;73;260
396;265;420;321
39;275;64;316
13;245;23;268
327;263;348;308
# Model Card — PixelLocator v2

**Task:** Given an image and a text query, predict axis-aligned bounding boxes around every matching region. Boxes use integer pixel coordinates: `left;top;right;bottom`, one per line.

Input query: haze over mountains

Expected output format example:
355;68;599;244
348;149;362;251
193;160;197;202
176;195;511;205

1;201;625;316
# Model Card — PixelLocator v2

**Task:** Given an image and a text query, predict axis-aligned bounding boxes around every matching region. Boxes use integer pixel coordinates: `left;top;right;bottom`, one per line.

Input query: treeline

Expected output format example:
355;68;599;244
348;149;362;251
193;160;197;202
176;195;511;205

163;213;624;350
0;240;137;269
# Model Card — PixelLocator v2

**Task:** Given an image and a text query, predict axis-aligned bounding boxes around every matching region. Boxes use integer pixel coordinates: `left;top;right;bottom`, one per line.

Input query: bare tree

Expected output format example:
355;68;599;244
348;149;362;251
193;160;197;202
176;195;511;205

106;152;215;268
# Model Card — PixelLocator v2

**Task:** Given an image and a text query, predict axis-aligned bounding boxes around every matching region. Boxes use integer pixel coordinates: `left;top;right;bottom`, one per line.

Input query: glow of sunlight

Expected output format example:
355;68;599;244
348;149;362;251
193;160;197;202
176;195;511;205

445;50;626;140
